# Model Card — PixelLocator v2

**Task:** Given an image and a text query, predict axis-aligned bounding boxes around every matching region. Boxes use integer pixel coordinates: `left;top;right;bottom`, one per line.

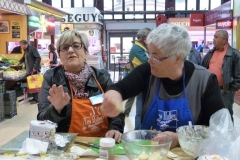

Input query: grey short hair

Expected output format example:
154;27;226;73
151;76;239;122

147;23;192;60
136;27;152;41
216;29;229;41
20;40;28;45
56;30;89;53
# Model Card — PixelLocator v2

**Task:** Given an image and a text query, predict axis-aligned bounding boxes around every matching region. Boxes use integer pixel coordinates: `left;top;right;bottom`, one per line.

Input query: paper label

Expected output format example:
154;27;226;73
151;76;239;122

99;149;108;159
89;94;103;105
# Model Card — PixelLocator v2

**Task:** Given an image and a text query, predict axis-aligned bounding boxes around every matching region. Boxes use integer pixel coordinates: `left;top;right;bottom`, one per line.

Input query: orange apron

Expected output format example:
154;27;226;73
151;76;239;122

68;76;109;137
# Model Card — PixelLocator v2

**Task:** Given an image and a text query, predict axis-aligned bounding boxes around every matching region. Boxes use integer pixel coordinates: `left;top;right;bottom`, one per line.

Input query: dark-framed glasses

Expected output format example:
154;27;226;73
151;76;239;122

149;55;172;63
59;42;83;52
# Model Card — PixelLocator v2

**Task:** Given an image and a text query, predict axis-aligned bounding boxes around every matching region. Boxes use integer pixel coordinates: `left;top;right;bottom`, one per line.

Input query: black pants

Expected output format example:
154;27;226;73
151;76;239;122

32;92;39;102
221;92;234;116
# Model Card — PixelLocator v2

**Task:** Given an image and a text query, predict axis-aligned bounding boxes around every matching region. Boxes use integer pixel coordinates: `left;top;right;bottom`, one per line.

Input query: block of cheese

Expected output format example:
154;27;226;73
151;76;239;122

29;120;57;150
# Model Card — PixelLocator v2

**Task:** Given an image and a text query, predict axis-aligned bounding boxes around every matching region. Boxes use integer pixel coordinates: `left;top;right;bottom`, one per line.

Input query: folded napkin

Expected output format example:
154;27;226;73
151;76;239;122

19;138;49;154
70;146;99;157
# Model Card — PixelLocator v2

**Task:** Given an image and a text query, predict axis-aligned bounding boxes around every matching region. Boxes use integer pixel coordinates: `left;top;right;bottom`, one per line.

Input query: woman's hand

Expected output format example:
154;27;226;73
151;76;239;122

105;130;122;143
48;84;70;114
153;131;179;149
101;90;123;117
163;131;179;149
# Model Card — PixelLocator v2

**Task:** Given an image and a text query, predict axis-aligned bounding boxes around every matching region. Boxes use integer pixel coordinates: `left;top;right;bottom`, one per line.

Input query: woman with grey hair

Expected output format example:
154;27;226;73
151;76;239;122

101;23;225;148
37;30;124;142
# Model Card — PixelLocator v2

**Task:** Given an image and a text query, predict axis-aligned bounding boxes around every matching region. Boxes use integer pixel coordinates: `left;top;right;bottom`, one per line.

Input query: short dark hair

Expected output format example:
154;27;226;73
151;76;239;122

20;40;28;45
48;44;56;52
64;27;69;31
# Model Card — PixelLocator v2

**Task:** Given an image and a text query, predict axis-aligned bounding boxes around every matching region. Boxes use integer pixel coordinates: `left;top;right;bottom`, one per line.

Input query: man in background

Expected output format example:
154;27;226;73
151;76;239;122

16;40;41;104
127;27;151;130
202;29;240;116
188;46;202;65
11;46;22;54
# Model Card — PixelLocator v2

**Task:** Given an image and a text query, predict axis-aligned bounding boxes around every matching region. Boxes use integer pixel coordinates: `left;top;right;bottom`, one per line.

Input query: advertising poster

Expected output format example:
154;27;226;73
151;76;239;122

0;21;9;33
12;21;20;38
61;23;73;33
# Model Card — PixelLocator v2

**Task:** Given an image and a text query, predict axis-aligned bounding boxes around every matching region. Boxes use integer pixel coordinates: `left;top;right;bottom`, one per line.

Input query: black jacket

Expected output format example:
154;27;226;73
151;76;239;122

202;45;240;93
11;46;22;54
19;45;41;74
37;66;125;133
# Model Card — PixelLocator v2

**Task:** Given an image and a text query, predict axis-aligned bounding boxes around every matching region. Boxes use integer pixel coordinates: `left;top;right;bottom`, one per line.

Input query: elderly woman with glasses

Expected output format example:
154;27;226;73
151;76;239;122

101;24;226;148
37;30;124;142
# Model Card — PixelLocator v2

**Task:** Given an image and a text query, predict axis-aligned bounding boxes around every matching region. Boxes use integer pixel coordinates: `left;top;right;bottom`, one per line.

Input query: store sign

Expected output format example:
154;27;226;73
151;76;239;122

205;1;232;26
216;19;232;29
35;31;43;39
45;15;56;36
61;8;103;23
190;14;204;26
168;18;190;26
28;16;40;28
62;13;103;23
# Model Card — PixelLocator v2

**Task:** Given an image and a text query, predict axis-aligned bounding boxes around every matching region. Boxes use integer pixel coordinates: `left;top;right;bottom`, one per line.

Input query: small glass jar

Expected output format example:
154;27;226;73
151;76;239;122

99;138;115;160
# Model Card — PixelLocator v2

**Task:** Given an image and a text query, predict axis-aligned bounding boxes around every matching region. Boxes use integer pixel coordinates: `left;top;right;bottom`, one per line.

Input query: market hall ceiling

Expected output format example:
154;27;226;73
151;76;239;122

0;0;30;15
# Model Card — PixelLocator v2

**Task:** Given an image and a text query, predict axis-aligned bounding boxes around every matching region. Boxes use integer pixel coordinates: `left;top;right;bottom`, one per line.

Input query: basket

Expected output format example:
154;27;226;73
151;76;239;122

10;65;23;71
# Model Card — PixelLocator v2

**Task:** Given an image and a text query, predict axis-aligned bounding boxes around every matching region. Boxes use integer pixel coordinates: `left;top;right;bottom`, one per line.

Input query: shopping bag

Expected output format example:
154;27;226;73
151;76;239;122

27;74;43;93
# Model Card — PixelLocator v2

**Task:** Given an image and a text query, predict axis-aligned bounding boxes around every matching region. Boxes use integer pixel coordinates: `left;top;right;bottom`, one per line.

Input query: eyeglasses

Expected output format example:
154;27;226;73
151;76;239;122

59;42;83;52
149;55;172;63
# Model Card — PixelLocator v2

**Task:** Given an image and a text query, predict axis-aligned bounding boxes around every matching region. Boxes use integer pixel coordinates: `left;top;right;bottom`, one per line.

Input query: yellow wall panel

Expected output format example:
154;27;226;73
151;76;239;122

0;15;27;60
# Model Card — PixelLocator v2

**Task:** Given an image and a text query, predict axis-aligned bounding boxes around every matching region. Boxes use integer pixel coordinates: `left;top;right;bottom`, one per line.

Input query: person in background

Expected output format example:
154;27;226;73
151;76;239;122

197;40;204;52
16;40;41;104
11;46;22;54
37;30;124;142
187;46;202;65
202;29;240;116
127;27;151;129
101;23;225;148
48;44;58;68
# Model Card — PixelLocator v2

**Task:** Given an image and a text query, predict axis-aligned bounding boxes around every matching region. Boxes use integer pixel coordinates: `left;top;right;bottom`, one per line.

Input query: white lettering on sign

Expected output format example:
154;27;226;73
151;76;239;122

170;22;190;26
193;19;201;23
217;21;232;27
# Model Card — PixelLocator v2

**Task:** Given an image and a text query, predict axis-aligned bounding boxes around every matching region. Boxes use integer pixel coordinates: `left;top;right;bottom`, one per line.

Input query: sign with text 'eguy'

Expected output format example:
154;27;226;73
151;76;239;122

216;19;232;29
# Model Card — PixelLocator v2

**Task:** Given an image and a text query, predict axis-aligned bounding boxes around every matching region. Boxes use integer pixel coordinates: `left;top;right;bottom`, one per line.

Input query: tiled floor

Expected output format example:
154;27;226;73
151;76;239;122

0;96;240;147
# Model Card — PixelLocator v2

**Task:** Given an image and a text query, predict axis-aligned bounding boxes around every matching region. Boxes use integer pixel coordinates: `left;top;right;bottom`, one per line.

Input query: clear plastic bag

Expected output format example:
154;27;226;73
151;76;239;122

227;135;240;159
198;108;239;159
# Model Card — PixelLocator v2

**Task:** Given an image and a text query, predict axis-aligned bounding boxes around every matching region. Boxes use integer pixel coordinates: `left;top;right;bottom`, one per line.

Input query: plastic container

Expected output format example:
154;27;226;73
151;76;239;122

99;138;115;160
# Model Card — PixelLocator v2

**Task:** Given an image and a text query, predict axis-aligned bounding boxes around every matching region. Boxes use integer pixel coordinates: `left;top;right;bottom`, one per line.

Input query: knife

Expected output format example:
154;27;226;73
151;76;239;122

74;141;100;149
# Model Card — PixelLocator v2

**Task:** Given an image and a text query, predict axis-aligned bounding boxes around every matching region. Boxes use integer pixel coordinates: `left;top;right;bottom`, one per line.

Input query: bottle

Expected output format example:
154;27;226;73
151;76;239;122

99;138;115;160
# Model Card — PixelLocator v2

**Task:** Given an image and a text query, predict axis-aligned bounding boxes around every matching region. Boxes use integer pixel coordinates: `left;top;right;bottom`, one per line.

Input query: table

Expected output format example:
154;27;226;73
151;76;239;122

2;76;26;90
66;136;192;160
